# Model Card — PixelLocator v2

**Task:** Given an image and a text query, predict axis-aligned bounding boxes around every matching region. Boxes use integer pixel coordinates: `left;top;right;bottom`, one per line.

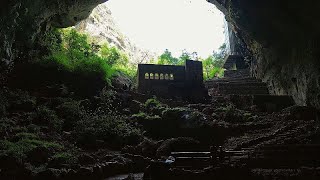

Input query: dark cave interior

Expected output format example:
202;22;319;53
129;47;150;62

1;0;320;179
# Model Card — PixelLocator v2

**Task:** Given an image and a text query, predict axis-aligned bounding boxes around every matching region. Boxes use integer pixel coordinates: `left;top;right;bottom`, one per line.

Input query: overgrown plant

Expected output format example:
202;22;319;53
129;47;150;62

39;28;137;86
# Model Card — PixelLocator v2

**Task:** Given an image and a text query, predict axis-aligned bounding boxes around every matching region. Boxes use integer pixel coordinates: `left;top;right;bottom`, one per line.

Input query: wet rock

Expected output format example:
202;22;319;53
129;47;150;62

0;155;19;170
79;154;96;165
122;138;161;158
10;99;36;112
35;168;61;180
92;164;104;179
123;154;151;172
63;169;77;179
27;146;50;165
144;160;170;180
282;106;320;121
129;100;142;114
202;107;215;115
76;167;93;180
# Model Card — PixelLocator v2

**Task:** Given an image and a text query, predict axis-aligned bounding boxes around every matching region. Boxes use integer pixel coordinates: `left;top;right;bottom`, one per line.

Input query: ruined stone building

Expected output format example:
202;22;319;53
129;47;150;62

137;60;207;101
223;55;250;78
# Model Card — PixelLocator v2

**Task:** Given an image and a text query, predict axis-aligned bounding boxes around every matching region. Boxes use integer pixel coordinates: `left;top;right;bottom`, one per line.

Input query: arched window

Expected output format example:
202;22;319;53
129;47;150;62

145;73;149;79
160;73;164;80
155;73;159;80
150;73;154;79
170;74;174;80
165;74;169;80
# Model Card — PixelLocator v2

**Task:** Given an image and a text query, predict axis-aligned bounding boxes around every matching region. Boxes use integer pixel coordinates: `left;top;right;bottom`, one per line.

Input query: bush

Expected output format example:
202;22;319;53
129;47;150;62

49;152;78;167
0;137;63;161
0;118;16;138
144;98;168;116
39;28;135;88
56;101;85;131
33;106;63;132
75;113;142;149
145;98;161;109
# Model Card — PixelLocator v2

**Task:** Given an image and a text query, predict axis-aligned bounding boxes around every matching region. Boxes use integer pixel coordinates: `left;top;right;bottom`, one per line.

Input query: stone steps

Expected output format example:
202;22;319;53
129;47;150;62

207;77;260;82
205;75;295;111
228;94;295;112
170;151;212;170
224;69;250;78
217;89;270;95
208;82;267;86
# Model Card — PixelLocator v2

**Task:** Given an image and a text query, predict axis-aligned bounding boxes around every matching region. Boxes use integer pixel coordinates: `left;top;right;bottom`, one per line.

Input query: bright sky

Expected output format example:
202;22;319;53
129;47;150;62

106;0;226;58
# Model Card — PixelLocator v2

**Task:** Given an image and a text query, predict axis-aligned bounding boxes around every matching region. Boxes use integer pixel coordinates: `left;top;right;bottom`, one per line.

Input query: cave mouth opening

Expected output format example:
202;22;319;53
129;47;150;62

76;0;229;62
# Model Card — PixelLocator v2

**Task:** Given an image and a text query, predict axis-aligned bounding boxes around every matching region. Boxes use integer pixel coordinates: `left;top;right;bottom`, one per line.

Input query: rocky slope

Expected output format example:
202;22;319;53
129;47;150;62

75;3;156;64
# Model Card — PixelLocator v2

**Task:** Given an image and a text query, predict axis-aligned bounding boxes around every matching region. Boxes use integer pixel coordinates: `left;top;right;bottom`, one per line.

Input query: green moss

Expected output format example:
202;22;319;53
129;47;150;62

145;97;162;109
13;132;39;141
51;152;78;165
0;138;63;160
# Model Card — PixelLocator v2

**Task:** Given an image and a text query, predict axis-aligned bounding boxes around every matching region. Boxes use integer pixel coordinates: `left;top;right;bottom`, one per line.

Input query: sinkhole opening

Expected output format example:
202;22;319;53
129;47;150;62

41;0;231;90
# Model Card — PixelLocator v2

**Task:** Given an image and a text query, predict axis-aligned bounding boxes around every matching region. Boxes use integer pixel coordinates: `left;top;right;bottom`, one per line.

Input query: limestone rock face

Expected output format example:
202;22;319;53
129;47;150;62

209;0;320;108
75;3;156;64
0;0;106;75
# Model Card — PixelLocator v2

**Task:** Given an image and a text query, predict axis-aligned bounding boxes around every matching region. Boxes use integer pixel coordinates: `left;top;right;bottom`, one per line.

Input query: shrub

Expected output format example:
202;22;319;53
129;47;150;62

39;28;135;87
0;137;63;161
33;106;63;132
75;113;143;149
56;101;85;131
50;152;78;167
145;97;162;109
0;118;16;138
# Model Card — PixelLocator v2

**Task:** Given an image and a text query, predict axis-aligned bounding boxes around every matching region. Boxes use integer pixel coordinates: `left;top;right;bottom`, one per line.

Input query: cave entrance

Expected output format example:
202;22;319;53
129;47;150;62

76;0;230;67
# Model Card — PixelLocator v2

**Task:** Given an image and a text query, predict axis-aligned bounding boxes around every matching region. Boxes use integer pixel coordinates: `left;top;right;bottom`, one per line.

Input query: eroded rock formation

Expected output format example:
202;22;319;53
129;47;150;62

1;0;320;108
210;0;320;108
0;0;106;75
75;3;156;64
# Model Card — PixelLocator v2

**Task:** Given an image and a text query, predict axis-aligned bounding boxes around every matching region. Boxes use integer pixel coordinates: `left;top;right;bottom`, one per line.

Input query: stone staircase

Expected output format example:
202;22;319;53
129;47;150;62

205;77;269;96
205;76;294;111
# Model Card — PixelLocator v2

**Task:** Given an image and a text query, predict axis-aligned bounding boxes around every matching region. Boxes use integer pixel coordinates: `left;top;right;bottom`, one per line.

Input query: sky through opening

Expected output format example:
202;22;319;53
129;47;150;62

106;0;226;58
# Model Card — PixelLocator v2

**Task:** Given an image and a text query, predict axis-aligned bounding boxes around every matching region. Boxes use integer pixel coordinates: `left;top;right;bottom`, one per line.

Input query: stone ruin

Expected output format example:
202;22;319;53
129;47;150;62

223;55;250;78
137;60;207;101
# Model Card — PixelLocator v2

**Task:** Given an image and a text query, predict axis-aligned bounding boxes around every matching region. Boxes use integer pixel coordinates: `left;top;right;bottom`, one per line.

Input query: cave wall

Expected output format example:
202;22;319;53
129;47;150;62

0;0;106;81
210;0;320;108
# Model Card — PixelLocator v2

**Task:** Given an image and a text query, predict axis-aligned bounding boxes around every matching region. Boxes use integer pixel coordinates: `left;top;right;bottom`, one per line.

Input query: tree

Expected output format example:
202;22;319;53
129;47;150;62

99;43;128;66
202;56;214;79
157;49;181;65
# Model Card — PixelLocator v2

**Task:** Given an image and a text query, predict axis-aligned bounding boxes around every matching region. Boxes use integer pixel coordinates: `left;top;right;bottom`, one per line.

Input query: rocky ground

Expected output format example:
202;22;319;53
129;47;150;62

0;73;320;180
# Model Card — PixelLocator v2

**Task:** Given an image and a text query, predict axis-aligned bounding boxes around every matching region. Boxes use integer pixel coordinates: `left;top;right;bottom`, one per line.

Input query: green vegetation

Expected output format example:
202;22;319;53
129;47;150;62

40;28;136;86
39;27;227;89
75;112;143;148
145;97;162;109
0;133;63;161
155;44;227;80
50;152;78;166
